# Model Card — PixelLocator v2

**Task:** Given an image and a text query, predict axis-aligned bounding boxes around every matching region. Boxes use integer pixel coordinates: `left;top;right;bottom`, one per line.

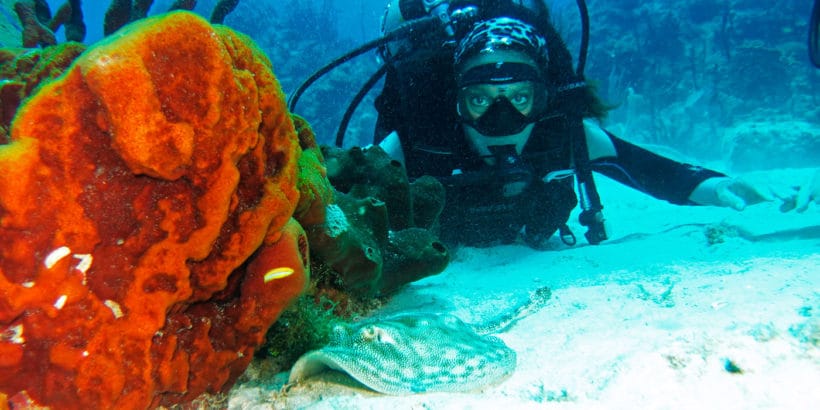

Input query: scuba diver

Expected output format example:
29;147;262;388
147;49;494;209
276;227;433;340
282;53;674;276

371;0;798;249
289;0;804;250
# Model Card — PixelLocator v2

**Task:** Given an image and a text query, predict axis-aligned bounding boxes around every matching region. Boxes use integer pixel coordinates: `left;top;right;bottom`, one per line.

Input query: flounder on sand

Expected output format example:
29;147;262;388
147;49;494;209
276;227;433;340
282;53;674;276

288;286;551;394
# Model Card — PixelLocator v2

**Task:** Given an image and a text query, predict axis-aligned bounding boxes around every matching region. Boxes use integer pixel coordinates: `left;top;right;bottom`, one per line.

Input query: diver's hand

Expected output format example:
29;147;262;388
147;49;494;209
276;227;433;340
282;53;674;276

794;169;820;212
690;176;797;211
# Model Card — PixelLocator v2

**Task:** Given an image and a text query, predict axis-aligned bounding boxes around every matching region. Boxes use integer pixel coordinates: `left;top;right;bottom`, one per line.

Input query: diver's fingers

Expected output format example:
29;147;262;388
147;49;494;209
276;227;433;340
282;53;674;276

731;175;774;203
769;183;799;203
725;177;771;207
780;196;798;213
793;170;820;212
717;185;747;211
765;183;799;212
794;181;809;212
795;181;818;213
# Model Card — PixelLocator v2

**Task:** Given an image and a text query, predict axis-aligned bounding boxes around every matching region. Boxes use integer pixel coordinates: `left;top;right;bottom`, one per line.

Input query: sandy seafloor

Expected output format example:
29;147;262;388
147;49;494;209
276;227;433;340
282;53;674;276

229;167;820;410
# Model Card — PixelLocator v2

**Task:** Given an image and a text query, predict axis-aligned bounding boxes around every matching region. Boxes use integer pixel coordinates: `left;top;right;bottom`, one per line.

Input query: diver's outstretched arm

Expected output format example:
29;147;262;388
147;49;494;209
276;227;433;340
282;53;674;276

584;122;798;211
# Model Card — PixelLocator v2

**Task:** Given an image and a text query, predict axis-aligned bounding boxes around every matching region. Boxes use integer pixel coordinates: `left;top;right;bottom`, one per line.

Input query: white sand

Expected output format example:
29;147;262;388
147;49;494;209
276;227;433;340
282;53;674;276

229;168;820;409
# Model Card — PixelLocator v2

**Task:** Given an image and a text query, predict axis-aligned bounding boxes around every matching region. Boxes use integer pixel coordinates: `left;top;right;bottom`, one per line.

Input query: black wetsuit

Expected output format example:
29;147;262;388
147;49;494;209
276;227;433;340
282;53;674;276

374;68;725;247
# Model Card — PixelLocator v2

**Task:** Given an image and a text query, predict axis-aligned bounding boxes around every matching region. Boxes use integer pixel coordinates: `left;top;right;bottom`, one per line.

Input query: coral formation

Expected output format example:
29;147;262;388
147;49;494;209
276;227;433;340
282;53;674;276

307;145;450;298
169;0;197;11
256;102;447;382
0;42;87;142
0;11;311;409
309;198;386;296
13;0;55;47
324;146;414;230
55;0;86;43
266;122;448;299
12;0;85;46
210;0;240;25
726;119;820;171
380;228;449;295
588;1;818;163
103;0;131;36
261;293;345;368
105;0;241;36
1;0;242;45
291;114;334;228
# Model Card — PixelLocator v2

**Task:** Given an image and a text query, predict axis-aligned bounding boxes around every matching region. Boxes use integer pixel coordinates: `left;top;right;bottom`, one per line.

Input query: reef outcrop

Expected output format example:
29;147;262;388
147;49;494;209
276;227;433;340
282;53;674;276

0;11;313;409
308;145;449;298
0;42;87;143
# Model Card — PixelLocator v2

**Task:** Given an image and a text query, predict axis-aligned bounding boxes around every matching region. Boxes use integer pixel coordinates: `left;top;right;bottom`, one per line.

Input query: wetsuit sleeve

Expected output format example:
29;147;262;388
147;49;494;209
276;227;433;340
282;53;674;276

591;131;727;205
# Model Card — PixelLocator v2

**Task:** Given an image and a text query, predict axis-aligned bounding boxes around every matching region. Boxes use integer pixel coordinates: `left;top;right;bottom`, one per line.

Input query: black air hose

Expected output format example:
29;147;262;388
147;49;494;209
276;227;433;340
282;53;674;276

288;16;437;113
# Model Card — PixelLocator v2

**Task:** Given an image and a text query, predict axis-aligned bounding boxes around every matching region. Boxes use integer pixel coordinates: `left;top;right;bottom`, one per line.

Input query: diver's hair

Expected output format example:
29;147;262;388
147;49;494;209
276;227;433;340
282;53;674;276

537;15;610;120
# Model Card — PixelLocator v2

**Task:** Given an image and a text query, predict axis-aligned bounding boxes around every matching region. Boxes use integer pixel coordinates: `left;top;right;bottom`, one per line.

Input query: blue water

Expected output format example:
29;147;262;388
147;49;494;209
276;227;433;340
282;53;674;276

40;1;819;161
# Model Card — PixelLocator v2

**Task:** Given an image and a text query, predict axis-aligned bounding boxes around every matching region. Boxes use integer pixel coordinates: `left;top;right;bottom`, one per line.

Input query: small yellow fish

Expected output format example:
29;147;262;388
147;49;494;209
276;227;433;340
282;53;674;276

264;267;295;283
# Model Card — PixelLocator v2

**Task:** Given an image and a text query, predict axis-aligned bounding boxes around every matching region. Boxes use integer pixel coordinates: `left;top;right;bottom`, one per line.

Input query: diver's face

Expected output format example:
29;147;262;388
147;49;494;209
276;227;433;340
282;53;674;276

460;81;536;120
456;49;548;137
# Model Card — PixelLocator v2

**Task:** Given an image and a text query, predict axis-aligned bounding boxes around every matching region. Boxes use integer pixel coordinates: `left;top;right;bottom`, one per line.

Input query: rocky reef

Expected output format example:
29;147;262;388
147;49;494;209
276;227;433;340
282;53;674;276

584;0;819;165
309;145;450;298
0;11;327;409
4;0;241;48
0;42;87;143
725;119;820;171
286;116;449;299
257;142;450;380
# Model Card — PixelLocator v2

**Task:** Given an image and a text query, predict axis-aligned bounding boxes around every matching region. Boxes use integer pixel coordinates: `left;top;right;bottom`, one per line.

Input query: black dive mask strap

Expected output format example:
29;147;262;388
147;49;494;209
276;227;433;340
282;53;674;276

457;62;544;88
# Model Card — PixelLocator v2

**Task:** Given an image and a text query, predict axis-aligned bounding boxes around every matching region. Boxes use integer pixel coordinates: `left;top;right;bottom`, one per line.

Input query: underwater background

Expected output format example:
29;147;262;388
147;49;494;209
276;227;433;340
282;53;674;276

34;0;820;167
1;0;818;408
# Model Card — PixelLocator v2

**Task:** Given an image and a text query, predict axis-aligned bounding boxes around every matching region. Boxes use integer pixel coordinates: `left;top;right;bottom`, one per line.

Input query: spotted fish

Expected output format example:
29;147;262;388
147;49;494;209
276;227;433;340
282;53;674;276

287;286;551;394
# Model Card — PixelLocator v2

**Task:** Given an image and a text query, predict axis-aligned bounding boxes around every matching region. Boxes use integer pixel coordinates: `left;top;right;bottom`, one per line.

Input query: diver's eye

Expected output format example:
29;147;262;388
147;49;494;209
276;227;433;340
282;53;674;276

511;93;530;106
469;95;490;107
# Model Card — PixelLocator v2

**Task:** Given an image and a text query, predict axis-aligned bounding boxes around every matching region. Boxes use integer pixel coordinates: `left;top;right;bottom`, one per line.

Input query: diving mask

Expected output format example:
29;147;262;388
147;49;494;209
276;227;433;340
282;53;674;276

456;62;548;137
461;91;533;136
